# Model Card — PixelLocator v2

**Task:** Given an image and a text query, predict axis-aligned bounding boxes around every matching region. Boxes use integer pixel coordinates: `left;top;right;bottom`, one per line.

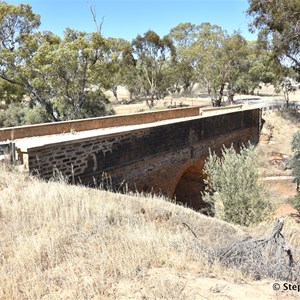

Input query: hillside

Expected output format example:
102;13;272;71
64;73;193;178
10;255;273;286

1;109;300;299
0;172;299;299
256;110;300;209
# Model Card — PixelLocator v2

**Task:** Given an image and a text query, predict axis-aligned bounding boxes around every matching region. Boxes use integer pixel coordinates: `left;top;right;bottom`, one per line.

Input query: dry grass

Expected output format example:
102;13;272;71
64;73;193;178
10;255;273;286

1;170;300;299
256;110;300;178
112;97;210;115
2;108;300;299
0;166;248;299
2;166;300;299
254;109;300;216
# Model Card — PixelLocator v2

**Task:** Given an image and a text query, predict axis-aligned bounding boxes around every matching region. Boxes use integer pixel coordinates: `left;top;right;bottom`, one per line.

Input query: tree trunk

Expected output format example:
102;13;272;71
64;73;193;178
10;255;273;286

218;83;225;103
112;86;119;104
284;85;289;107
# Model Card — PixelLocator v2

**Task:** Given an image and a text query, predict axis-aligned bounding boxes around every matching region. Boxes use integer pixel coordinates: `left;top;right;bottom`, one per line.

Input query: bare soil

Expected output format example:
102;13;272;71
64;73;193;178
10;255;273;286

257;109;300;212
110;84;300;115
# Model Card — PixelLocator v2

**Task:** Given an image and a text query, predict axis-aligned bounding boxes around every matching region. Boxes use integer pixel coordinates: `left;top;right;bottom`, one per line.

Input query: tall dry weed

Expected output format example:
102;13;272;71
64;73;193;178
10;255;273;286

0;166;245;299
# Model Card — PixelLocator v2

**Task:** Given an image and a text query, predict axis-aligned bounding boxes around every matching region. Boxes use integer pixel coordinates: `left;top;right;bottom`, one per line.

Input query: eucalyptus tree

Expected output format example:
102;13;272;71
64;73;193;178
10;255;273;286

168;23;199;95
0;2;62;121
216;32;249;103
101;37;131;103
0;1;40;103
191;23;224;104
131;30;176;108
247;0;300;74
190;23;250;105
233;41;280;95
0;79;25;106
0;2;114;122
121;47;141;100
40;28;114;120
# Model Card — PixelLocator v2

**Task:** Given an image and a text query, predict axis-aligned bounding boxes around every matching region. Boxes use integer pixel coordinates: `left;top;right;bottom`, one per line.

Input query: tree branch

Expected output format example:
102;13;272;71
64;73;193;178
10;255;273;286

286;53;300;68
0;73;22;85
90;5;104;35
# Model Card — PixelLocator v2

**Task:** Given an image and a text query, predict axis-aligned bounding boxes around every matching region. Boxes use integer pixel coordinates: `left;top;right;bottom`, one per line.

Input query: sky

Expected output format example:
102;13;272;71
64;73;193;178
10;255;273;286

7;0;257;42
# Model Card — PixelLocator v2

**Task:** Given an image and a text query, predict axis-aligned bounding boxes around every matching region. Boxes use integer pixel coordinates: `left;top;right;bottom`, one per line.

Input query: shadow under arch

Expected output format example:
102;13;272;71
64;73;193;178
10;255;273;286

171;159;208;212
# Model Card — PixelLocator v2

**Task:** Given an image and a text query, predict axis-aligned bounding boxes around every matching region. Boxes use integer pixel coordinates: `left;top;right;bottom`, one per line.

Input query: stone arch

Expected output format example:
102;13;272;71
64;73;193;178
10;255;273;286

171;159;208;211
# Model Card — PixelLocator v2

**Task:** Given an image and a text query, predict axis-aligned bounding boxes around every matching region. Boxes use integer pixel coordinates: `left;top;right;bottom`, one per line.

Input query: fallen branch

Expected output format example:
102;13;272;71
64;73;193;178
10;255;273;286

182;222;198;239
218;218;300;281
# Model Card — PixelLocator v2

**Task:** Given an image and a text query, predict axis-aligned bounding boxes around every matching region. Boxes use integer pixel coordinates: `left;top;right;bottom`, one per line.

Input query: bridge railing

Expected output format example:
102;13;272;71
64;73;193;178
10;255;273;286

0;106;201;142
200;104;243;116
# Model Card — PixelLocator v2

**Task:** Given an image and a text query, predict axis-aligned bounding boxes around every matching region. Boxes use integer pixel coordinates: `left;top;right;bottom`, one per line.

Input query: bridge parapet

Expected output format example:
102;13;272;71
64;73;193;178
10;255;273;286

0;106;201;142
200;104;243;116
17;108;260;197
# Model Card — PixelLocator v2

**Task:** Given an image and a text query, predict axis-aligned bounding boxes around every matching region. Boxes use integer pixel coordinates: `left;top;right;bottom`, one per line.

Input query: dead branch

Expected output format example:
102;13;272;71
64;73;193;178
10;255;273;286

90;5;104;35
218;218;300;281
182;222;198;239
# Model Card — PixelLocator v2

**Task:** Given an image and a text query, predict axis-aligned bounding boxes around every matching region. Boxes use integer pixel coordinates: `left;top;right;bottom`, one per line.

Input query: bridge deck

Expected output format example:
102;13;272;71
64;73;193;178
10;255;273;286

15;115;202;151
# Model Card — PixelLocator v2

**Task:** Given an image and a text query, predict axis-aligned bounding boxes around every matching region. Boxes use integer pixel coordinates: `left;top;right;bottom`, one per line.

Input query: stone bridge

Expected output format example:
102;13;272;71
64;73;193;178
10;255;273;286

0;105;261;210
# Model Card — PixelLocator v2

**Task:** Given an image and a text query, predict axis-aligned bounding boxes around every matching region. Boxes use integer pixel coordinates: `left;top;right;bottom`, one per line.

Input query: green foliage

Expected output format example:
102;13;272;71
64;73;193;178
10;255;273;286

0;103;25;127
1;1;296;122
0;2;115;122
189;23;227;102
247;0;300;74
0;103;49;127
101;37;131;102
131;30;176;108
203;145;272;226
22;104;49;125
168;22;280;102
287;193;300;211
168;23;199;95
287;131;300;211
170;23;252;104
31;29;115;120
0;80;25;106
0;1;40;50
235;42;282;95
290;131;300;188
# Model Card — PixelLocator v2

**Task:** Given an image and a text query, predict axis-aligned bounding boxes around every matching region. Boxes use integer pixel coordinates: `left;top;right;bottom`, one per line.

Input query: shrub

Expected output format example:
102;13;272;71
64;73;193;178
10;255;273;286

202;144;272;226
0;103;25;127
22;105;49;125
287;193;300;211
290;131;300;186
287;131;300;209
0;103;50;127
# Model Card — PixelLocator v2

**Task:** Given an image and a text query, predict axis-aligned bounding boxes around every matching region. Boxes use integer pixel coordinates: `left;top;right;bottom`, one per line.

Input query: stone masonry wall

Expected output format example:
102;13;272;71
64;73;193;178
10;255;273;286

0;106;200;141
23;109;261;199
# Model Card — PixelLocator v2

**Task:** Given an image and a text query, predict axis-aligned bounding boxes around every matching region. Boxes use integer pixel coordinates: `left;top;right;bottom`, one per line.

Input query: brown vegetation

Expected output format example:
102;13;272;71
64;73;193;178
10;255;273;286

1;108;300;299
0;163;300;299
256;110;300;209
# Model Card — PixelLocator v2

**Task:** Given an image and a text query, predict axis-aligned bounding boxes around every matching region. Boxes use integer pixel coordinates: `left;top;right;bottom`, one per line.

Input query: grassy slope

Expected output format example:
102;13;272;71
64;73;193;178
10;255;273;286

0;167;247;299
255;110;300;213
1;110;300;299
1;167;300;300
